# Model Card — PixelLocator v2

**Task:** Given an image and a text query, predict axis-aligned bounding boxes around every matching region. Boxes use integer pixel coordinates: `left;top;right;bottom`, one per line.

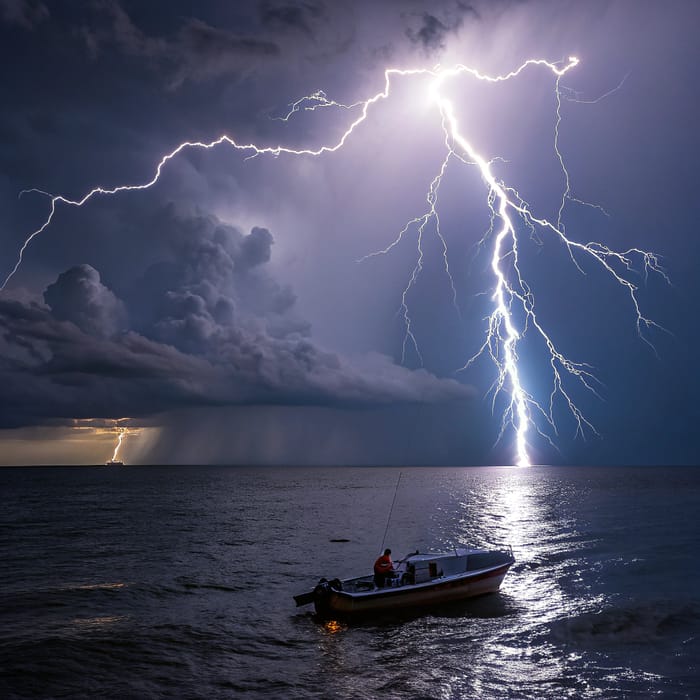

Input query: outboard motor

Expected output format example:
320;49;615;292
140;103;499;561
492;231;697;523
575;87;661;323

294;577;342;609
311;577;342;616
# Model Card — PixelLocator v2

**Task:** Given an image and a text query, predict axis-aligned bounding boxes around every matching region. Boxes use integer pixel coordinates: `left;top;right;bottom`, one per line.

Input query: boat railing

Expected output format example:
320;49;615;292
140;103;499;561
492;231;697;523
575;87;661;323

343;545;514;592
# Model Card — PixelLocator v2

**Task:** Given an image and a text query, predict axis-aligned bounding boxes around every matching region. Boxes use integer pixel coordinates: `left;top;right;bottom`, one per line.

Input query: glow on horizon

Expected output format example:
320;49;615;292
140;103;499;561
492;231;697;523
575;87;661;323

0;422;155;465
1;57;666;467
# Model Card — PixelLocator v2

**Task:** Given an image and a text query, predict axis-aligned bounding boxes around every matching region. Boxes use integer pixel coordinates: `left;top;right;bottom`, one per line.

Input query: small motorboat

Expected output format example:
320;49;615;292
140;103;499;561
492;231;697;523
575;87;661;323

294;546;514;618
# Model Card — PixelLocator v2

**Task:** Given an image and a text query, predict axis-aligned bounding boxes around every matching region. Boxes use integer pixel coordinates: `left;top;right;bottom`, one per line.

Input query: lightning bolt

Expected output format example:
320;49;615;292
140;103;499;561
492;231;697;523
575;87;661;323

111;427;127;463
2;57;667;467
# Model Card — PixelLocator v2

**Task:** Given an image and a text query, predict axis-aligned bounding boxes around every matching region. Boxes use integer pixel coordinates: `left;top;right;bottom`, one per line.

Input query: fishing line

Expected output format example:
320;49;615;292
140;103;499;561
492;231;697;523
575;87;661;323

379;471;402;553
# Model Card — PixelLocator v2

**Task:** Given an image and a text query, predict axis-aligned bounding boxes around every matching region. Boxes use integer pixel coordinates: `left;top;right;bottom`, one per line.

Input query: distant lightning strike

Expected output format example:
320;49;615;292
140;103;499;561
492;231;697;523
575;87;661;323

112;427;127;462
2;57;667;467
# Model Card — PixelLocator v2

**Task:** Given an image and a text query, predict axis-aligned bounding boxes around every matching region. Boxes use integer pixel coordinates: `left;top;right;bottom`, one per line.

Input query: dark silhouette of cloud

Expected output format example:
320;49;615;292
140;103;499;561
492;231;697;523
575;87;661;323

76;1;281;86
44;264;127;338
0;208;473;430
170;18;280;86
258;0;324;35
408;13;451;51
0;0;48;29
405;3;477;51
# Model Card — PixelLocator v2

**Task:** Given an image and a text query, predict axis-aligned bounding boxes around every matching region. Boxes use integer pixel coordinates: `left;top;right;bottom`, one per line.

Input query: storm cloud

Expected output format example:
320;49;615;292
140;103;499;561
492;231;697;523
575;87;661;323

0;208;473;431
258;1;324;36
0;0;48;29
0;0;696;465
44;264;127;338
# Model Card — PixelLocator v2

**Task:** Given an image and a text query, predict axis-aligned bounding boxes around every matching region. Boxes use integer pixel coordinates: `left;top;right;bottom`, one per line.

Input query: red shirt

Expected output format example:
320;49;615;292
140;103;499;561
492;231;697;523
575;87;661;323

374;553;393;575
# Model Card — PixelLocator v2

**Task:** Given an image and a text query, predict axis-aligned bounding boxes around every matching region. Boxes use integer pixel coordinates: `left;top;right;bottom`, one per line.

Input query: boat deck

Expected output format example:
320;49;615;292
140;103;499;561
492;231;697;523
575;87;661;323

339;548;513;595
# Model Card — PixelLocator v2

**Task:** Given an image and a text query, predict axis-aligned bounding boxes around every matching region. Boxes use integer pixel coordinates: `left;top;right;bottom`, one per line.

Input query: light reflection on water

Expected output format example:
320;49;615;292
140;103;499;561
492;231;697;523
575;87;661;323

427;467;606;698
313;467;631;699
3;465;698;699
323;619;346;635
71;615;128;629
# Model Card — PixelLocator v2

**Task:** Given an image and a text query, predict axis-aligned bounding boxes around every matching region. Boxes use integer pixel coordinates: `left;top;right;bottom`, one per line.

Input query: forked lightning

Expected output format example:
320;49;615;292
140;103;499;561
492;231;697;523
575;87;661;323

2;57;666;466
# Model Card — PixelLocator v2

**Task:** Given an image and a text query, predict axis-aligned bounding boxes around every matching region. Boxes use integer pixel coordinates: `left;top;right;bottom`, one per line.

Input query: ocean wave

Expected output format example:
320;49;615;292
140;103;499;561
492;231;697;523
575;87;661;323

178;581;242;592
551;600;700;646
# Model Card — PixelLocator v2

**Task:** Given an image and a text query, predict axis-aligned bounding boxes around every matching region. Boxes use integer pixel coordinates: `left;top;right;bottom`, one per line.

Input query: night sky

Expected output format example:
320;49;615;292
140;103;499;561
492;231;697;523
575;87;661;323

0;0;698;466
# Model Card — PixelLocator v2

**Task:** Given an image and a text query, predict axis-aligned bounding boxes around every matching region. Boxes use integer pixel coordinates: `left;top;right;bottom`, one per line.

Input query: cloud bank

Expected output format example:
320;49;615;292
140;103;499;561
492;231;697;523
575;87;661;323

0;208;472;431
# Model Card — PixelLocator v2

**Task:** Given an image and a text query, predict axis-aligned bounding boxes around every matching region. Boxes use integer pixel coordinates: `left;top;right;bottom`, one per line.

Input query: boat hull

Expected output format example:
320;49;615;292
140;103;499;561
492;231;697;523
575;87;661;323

313;562;511;618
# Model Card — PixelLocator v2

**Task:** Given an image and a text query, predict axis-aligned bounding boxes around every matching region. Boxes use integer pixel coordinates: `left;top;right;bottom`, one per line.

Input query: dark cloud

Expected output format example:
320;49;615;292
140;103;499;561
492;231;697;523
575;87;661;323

0;208;473;430
181;18;279;60
0;295;213;427
408;13;451;51
78;0;166;60
76;1;281;87
72;0;478;90
125;208;300;343
170;18;280;87
0;291;472;428
258;1;324;35
405;3;476;51
240;226;274;268
0;0;48;29
44;264;127;338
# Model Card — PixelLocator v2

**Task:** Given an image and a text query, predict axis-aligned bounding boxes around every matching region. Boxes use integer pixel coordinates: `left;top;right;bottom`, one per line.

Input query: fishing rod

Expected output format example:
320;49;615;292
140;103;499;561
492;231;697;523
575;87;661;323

379;471;402;553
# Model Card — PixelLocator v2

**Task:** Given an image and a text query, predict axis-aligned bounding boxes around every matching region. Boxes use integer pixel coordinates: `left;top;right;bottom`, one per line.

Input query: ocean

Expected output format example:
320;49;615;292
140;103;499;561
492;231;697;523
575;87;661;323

1;465;698;699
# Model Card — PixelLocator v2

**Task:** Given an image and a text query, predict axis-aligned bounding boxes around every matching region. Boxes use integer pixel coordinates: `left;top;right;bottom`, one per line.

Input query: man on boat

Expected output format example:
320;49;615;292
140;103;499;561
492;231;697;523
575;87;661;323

373;548;395;588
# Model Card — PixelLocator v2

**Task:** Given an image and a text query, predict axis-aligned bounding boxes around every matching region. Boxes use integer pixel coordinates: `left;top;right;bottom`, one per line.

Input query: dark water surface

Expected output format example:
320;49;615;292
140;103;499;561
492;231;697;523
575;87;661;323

1;465;699;699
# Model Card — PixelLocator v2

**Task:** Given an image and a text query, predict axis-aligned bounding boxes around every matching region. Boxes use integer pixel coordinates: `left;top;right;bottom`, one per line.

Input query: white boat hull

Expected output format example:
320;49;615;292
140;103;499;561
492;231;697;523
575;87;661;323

316;564;510;617
296;547;514;619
